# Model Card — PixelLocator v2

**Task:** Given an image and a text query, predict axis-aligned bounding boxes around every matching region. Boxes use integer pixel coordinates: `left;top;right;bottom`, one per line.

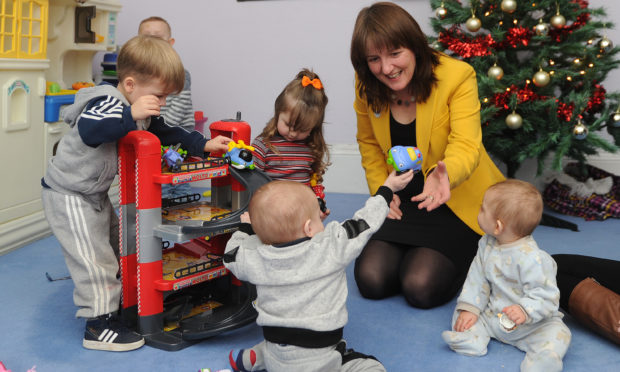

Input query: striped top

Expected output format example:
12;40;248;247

160;69;195;131
252;135;314;184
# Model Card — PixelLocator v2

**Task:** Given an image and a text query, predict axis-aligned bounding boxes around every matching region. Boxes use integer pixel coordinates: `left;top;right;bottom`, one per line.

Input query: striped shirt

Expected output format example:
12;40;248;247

160;69;195;131
252;135;314;184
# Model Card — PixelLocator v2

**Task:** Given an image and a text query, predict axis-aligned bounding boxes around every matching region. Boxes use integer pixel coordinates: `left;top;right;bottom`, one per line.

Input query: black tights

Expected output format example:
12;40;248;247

553;254;620;311
354;240;464;309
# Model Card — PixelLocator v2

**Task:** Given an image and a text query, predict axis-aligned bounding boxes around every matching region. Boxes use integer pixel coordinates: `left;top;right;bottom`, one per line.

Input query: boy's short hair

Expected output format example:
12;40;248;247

138;16;172;38
486;179;543;237
117;35;184;94
249;181;319;245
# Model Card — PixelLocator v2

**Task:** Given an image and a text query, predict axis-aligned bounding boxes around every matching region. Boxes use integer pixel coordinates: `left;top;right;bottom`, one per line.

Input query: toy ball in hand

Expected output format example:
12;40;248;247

387;146;422;173
225;140;255;170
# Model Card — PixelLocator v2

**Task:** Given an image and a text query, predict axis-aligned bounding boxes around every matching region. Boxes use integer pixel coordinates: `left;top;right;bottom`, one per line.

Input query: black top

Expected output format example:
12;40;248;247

370;113;481;272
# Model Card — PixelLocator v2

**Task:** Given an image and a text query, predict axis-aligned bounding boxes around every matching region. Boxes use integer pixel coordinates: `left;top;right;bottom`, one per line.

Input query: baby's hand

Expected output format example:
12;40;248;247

240;211;251;224
320;208;330;221
382;170;414;193
454;310;478;332
502;305;527;325
205;135;232;153
131;95;161;120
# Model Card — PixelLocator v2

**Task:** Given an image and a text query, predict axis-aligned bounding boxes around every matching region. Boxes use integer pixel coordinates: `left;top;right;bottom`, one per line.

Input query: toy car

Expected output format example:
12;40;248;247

162;143;187;171
387;145;422;173
224;140;255;170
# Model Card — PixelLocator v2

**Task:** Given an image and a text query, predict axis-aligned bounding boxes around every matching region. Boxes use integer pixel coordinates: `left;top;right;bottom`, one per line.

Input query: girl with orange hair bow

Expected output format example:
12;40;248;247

251;68;331;218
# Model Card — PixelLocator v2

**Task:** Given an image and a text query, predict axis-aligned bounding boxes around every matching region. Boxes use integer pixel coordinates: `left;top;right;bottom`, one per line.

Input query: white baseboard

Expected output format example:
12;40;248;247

2;149;617;254
0;186;120;256
323;144;620;194
0;211;51;256
323;144;368;194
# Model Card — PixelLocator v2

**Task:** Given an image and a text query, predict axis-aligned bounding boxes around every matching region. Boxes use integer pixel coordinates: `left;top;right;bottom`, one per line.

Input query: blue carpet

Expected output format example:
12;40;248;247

1;192;619;371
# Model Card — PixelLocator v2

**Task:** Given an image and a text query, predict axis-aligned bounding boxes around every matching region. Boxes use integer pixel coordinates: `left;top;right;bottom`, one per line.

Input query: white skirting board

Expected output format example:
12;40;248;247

0;187;120;256
323;144;620;194
2;148;618;255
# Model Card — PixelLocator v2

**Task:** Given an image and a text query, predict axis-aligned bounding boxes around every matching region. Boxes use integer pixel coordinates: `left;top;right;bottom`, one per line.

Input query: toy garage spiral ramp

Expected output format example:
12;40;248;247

117;119;270;351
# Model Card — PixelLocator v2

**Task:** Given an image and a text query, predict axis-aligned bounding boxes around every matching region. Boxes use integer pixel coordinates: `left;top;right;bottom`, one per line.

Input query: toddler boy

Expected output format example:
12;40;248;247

41;35;230;351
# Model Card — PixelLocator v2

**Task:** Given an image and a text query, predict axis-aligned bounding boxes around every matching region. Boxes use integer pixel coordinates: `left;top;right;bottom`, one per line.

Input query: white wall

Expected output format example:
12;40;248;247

112;0;620;193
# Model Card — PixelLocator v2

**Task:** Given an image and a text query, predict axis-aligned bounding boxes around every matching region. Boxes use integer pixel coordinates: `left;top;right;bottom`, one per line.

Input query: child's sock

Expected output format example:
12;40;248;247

229;348;264;372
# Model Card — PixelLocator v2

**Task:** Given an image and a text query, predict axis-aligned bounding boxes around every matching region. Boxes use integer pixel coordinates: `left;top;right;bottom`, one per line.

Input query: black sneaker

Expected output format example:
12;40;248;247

83;313;145;351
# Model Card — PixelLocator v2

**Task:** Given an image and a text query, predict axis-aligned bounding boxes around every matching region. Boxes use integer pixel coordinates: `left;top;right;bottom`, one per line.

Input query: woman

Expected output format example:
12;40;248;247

350;2;505;309
554;254;620;345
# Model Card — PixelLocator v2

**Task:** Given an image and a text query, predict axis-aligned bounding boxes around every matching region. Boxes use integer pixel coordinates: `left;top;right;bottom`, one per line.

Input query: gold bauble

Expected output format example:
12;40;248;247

573;57;584;67
466;16;482;32
436;6;448;19
572;120;588;140
599;37;614;53
534;20;549;36
610;111;620;128
487;65;504;80
533;69;550;87
505;111;523;130
550;14;566;29
500;0;517;13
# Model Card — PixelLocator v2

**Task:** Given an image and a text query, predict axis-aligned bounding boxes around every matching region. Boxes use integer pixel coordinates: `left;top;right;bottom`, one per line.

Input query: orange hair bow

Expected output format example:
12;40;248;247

301;76;323;90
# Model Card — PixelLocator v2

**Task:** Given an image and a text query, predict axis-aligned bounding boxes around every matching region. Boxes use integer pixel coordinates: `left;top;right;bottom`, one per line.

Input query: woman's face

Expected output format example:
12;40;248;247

366;44;416;94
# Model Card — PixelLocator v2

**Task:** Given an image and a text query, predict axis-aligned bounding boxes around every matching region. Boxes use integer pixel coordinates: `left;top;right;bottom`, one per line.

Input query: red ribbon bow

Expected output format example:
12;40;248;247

301;76;323;90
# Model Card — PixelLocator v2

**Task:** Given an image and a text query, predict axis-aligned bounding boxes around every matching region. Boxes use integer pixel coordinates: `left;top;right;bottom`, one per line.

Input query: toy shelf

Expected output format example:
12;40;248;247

117;119;270;351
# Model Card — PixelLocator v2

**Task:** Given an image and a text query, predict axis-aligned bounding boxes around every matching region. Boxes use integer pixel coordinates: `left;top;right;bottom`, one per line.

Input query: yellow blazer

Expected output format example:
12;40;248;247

354;54;505;235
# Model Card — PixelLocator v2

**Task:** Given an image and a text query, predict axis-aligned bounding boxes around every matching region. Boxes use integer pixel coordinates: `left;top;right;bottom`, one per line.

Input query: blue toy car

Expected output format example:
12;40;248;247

224;140;255;170
386;146;423;173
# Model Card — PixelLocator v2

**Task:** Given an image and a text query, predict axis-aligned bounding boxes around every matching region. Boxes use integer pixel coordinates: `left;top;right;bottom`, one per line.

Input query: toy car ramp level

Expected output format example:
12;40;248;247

154;167;272;242
180;281;258;340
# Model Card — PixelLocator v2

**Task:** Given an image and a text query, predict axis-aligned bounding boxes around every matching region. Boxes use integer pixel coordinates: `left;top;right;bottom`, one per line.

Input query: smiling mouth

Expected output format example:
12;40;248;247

387;71;402;79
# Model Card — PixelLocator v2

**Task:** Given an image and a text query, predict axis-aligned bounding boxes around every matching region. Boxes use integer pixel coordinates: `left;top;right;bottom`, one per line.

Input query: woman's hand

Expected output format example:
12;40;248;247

411;161;450;212
387;194;403;220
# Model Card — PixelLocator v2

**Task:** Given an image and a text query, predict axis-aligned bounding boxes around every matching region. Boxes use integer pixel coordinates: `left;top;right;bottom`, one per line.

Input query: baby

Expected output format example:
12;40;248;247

442;179;571;372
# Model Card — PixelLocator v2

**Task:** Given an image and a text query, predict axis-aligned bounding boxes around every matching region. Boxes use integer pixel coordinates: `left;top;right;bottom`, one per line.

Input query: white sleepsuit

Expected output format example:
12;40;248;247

442;235;571;372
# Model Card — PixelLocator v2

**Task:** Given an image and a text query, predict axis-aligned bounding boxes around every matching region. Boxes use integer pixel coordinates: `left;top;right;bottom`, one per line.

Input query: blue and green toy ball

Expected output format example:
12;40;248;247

387;146;422;173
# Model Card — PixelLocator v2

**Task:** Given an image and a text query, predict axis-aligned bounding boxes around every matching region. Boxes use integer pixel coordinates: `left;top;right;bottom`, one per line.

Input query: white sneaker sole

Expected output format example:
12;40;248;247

83;338;145;351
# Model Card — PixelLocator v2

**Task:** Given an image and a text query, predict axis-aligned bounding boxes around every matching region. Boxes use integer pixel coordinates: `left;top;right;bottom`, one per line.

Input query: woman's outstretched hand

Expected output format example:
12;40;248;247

411;161;450;211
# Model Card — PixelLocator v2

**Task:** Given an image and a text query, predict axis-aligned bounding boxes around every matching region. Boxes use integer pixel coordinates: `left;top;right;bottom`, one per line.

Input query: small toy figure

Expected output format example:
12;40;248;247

386;145;422;173
310;173;327;213
224;140;255;170
162;143;187;171
498;312;517;332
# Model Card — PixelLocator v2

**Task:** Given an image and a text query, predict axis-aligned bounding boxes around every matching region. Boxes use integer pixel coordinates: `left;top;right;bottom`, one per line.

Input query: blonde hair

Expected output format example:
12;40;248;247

485;179;543;237
259;68;330;182
117;35;185;95
249;181;319;245
138;16;172;39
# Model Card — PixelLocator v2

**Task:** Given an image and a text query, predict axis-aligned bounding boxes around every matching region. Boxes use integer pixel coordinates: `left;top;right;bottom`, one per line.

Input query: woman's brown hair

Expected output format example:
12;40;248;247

350;2;439;113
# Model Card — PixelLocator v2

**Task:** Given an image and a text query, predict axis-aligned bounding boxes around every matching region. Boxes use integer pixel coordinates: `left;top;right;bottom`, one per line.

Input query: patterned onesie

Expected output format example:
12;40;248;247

442;235;571;372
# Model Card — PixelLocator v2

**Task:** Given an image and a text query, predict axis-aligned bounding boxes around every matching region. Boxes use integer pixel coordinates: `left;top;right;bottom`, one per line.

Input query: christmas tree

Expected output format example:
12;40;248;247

429;0;620;177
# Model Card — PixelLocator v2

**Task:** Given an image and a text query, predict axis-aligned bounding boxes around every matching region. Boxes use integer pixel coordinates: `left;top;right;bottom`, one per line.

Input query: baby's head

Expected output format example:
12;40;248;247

138;16;174;44
116;35;185;104
479;179;543;241
249;181;323;245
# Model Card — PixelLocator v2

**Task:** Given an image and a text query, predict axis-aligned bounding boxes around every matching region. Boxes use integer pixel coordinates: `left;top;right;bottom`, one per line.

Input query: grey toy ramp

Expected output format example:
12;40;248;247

155;168;272;242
